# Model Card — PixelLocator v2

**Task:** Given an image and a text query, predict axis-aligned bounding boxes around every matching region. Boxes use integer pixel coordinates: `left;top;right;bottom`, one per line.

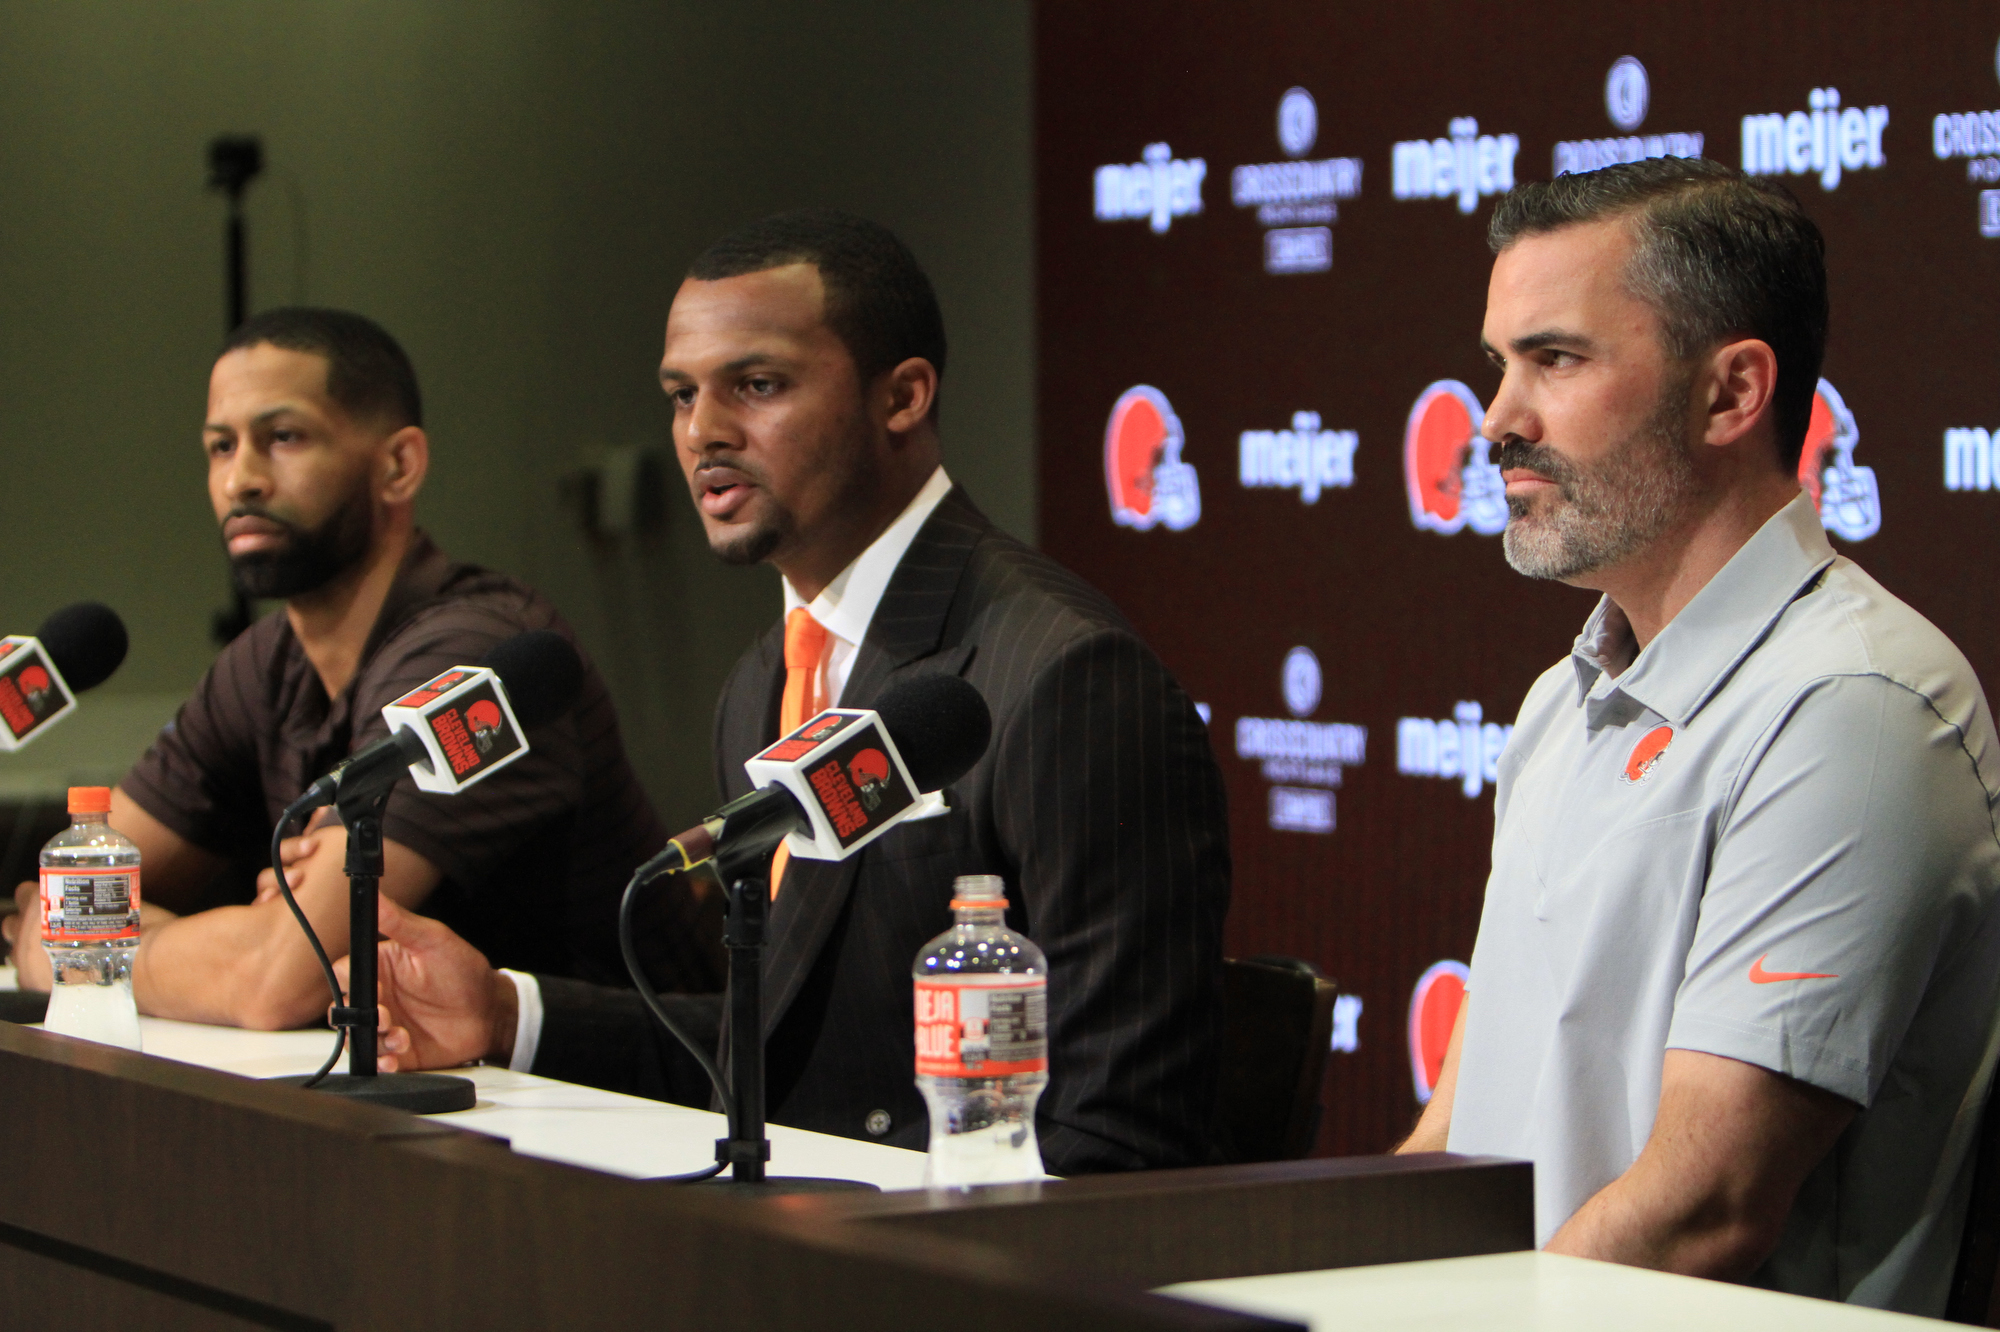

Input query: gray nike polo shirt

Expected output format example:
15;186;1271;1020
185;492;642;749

1449;492;2000;1315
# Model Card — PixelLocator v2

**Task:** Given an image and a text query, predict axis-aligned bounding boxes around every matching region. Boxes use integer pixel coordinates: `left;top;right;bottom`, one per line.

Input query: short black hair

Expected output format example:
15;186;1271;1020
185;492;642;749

687;209;947;402
1488;158;1827;470
220;307;423;430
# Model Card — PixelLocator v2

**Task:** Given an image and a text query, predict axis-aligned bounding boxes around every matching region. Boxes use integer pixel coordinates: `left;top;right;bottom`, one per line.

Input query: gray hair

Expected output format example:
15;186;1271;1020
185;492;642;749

1488;158;1827;470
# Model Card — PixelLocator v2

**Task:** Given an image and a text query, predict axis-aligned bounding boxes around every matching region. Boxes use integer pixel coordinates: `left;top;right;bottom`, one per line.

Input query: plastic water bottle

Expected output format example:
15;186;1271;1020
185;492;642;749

913;874;1047;1186
39;786;142;1051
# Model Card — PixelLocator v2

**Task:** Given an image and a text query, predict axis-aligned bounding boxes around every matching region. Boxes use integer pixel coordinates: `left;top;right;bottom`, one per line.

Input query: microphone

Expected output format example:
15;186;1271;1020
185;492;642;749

0;602;129;751
652;672;991;881
293;629;584;811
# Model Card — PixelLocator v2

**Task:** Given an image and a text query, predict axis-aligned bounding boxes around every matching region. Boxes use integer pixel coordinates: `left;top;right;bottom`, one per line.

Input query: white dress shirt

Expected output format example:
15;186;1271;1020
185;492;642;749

502;465;955;1069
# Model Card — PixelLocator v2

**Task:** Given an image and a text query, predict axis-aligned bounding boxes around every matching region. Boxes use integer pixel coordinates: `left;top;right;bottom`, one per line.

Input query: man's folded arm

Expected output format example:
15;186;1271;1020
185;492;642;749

134;826;441;1029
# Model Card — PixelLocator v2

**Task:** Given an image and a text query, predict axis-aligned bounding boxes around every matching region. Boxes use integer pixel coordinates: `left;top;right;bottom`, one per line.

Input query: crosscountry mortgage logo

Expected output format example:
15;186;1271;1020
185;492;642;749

1409;960;1469;1104
1404;381;1506;536
1606;56;1649;131
1233;86;1362;275
1799;379;1879;541
1282;647;1321;718
1555;56;1705;178
1105;386;1201;531
1929;37;2000;234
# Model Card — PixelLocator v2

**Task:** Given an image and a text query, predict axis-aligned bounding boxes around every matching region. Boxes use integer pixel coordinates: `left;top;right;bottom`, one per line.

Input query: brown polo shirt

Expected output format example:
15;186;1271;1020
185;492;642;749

122;532;719;992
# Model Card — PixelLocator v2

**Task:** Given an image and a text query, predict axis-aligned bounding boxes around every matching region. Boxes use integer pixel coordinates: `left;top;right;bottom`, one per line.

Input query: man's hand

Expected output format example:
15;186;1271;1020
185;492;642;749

254;820;330;904
1545;1048;1857;1280
333;896;515;1073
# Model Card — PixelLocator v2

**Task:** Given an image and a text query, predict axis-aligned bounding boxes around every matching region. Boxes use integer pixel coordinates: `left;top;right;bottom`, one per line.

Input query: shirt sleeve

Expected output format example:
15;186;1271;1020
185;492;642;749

354;597;584;891
1666;673;2000;1106
118;633;269;857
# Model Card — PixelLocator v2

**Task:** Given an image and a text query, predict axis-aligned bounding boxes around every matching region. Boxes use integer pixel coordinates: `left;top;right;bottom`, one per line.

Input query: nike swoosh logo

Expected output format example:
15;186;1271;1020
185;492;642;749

1748;953;1839;984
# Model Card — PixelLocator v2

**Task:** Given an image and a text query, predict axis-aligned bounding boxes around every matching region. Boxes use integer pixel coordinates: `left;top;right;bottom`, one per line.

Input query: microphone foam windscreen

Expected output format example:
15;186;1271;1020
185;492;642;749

36;602;128;692
873;673;991;793
480;630;584;728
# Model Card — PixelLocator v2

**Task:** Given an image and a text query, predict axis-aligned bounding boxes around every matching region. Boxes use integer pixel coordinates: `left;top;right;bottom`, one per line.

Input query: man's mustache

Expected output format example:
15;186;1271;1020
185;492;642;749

221;505;307;546
1493;439;1577;487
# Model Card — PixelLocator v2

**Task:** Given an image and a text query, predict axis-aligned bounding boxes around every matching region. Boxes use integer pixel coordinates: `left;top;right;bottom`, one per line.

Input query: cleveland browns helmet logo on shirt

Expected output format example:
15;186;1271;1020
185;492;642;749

1622;725;1674;784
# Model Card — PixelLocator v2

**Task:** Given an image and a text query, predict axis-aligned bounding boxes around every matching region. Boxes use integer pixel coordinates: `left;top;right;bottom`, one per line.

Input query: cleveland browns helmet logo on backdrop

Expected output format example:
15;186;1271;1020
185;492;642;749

1104;385;1201;531
1798;378;1879;541
1403;380;1507;536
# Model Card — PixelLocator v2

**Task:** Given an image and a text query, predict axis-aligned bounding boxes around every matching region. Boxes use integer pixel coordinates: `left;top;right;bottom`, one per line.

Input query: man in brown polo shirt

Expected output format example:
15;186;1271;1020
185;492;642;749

4;308;716;1028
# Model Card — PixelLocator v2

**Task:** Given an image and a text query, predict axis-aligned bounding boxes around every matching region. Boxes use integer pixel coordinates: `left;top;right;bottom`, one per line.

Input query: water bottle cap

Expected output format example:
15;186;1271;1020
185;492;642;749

67;786;111;815
950;874;1005;908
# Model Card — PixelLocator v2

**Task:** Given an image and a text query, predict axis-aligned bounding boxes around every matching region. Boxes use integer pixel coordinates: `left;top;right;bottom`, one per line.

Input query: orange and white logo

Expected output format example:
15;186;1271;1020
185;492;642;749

1799;379;1879;541
1105;385;1201;531
1404;381;1506;536
1622;725;1674;784
1748;953;1838;984
1408;959;1468;1104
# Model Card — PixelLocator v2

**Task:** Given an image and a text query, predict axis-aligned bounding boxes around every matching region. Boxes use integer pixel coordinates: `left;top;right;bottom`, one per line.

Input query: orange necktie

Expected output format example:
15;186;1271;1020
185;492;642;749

769;608;829;896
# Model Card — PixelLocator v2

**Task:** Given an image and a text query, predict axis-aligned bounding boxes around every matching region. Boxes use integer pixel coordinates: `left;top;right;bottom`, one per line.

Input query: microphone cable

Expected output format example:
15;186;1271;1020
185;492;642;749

268;792;349;1088
618;854;732;1183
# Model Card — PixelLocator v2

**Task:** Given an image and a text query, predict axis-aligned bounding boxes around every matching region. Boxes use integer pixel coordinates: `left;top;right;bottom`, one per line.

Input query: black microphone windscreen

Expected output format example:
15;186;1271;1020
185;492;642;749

480;630;584;729
36;602;128;692
873;673;991;793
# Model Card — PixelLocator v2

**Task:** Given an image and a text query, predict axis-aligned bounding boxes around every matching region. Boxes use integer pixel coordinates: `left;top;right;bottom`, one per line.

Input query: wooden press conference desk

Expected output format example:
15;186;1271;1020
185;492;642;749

0;1010;1941;1329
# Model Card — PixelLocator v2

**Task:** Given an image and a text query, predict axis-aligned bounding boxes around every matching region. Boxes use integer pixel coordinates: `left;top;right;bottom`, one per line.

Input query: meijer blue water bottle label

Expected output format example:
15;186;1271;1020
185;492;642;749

914;977;1047;1077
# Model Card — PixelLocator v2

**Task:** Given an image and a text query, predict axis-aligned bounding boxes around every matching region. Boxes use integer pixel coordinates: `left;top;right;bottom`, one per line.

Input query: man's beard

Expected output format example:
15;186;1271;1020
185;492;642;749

224;495;373;599
1498;374;1700;582
708;511;788;567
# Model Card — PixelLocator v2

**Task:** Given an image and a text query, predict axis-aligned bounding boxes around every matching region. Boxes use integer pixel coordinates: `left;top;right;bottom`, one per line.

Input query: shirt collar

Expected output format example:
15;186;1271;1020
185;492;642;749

1569;490;1837;727
782;465;953;649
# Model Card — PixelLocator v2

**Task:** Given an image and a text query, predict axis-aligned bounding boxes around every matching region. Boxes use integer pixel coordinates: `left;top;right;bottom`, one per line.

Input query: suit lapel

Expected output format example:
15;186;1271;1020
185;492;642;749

759;487;989;1032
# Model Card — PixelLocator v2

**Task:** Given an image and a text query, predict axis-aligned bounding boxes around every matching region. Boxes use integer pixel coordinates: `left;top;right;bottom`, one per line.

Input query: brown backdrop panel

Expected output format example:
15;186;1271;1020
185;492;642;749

1035;0;2000;1155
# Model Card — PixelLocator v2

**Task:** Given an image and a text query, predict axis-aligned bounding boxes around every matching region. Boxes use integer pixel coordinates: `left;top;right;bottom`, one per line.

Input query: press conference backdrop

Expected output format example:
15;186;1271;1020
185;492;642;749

1034;1;2000;1155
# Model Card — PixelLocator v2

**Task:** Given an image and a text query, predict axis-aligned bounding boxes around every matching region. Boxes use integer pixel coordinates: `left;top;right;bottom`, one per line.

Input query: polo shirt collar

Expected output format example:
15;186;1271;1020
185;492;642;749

1569;491;1836;728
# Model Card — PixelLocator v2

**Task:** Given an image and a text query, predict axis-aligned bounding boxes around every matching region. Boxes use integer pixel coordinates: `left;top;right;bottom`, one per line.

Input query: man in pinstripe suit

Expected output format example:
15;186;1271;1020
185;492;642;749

362;210;1231;1173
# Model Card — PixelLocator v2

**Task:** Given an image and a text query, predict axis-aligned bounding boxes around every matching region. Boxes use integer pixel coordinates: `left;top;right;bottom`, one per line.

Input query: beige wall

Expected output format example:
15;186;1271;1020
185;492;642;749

0;1;1032;826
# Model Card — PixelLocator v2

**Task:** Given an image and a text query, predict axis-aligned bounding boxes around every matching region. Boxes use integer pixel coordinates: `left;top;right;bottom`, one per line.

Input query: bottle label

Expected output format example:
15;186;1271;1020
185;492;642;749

914;976;1047;1077
41;868;141;943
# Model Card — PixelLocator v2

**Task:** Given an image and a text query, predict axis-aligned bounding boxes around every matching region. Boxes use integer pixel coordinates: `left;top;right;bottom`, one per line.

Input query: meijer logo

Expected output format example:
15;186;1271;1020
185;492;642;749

1391;118;1520;214
1741;88;1888;190
1094;144;1207;234
1239;411;1357;504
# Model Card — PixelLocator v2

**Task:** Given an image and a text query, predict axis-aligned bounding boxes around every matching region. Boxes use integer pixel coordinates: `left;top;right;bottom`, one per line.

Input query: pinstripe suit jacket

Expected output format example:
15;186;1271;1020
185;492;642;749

536;487;1231;1173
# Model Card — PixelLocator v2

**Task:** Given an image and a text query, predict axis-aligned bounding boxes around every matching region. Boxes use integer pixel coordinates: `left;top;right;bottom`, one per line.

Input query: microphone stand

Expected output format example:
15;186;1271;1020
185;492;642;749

694;849;871;1194
273;787;476;1113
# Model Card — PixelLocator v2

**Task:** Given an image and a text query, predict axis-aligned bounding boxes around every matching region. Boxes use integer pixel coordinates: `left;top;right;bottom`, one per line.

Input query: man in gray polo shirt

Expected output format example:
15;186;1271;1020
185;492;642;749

1398;158;2000;1316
